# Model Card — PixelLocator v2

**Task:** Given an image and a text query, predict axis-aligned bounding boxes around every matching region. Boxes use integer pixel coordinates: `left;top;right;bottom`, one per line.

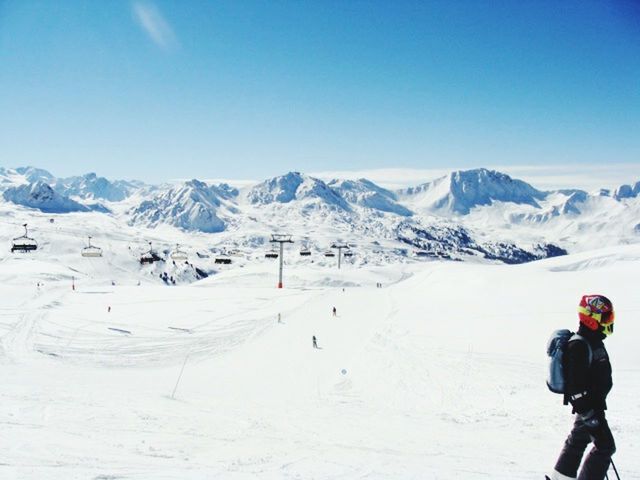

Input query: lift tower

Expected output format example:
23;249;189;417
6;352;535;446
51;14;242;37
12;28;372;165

331;243;350;269
270;234;293;288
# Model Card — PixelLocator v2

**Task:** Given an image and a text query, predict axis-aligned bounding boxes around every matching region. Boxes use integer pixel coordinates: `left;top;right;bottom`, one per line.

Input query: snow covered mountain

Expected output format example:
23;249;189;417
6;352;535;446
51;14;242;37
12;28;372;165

128;179;237;233
327;178;412;216
614;180;640;200
2;181;89;213
54;172;137;202
247;172;351;211
1;164;638;264
13;166;55;184
399;168;546;215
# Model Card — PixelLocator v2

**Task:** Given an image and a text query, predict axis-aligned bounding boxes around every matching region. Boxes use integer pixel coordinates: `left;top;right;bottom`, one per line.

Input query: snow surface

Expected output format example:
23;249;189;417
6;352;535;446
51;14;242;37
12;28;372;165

1;206;639;479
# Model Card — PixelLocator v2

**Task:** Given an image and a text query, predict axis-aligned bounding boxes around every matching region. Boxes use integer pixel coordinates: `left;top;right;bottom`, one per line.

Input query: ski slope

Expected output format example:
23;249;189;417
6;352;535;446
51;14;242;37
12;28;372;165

1;243;639;479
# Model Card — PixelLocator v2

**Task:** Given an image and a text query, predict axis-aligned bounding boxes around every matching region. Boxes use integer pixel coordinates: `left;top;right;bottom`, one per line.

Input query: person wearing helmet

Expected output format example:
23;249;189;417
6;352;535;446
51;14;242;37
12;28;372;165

551;295;616;480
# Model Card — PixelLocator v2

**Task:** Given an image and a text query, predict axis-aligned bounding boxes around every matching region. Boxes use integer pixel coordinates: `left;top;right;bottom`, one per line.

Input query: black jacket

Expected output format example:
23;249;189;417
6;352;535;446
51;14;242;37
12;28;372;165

564;324;613;414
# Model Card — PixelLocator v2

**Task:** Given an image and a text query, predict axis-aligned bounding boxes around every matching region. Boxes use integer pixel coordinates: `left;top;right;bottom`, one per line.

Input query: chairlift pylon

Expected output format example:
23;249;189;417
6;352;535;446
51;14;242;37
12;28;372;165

81;235;103;258
11;223;38;253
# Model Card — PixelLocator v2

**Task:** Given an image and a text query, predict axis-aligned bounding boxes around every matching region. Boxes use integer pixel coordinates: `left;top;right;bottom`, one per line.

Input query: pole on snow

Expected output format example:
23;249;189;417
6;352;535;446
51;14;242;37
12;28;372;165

270;234;293;288
610;459;621;480
171;353;190;399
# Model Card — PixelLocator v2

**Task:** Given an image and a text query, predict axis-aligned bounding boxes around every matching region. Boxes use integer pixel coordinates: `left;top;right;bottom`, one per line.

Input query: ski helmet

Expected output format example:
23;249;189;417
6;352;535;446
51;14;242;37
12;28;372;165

578;295;615;336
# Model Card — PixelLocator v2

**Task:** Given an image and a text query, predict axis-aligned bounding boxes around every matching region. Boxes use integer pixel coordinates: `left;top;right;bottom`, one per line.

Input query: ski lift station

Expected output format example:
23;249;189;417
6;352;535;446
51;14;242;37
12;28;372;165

170;244;188;262
11;224;38;253
140;242;162;265
81;236;103;257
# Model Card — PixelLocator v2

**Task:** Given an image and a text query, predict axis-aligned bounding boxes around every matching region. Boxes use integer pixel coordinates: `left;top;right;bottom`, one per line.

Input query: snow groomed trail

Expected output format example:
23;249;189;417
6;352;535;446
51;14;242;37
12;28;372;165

1;248;639;479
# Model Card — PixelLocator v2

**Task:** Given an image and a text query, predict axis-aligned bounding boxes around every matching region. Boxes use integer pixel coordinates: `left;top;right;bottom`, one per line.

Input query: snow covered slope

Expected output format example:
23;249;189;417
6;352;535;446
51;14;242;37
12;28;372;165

0;238;638;479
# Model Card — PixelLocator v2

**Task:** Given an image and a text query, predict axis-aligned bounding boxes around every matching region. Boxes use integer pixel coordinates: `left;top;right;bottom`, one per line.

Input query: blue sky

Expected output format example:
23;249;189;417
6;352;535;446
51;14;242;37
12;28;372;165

0;0;638;183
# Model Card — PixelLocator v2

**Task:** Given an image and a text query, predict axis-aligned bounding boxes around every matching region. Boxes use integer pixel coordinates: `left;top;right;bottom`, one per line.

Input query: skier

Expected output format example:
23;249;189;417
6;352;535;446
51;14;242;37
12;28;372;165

332;306;337;317
277;313;282;323
108;306;111;313
549;295;616;480
312;335;318;349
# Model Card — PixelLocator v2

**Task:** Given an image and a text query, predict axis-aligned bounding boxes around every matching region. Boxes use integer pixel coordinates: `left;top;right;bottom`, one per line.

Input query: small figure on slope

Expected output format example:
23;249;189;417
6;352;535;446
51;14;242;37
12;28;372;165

332;306;337;317
312;335;318;349
549;295;616;480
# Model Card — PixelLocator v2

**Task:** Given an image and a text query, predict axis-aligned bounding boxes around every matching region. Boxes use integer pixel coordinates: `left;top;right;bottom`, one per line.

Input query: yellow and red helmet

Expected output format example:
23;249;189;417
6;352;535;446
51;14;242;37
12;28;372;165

578;295;615;336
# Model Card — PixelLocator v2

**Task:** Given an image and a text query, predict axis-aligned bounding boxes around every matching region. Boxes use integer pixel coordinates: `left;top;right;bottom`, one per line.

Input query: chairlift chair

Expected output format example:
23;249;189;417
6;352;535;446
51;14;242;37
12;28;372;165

140;241;162;264
170;244;188;262
323;250;335;258
265;247;279;259
299;247;311;256
81;236;103;257
11;224;38;253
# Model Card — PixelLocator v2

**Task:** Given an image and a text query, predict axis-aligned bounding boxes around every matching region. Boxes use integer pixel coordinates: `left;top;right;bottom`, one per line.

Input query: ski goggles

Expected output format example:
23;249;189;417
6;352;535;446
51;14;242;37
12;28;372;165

600;311;615;336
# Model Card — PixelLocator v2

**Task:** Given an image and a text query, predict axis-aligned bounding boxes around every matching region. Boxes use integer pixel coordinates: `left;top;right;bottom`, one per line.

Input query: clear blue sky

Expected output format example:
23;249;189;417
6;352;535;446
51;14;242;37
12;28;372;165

0;0;638;182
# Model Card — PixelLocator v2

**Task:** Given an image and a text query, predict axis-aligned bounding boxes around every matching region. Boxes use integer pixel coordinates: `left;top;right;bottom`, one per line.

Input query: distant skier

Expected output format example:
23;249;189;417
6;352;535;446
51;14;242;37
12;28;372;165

332;307;337;317
312;336;318;349
108;306;111;313
549;295;616;480
277;313;282;323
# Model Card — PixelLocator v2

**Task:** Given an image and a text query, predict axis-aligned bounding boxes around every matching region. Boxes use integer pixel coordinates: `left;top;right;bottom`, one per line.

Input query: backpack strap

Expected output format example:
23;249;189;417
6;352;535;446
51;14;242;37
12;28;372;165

569;333;593;366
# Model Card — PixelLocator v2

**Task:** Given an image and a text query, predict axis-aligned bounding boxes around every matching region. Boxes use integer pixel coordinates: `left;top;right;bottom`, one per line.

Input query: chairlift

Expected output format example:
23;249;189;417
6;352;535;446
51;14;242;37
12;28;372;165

299;247;311;256
215;256;232;265
170;244;188;262
11;224;38;253
81;236;103;257
343;250;354;257
265;247;279;259
140;241;162;264
324;250;335;258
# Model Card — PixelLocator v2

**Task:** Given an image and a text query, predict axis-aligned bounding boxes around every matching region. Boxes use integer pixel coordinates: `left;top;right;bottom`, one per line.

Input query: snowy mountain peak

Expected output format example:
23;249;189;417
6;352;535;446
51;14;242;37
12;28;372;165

129;179;233;233
328;178;412;216
3;180;89;213
14;166;55;183
54;172;137;202
400;168;545;215
247;172;350;210
614;180;640;200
